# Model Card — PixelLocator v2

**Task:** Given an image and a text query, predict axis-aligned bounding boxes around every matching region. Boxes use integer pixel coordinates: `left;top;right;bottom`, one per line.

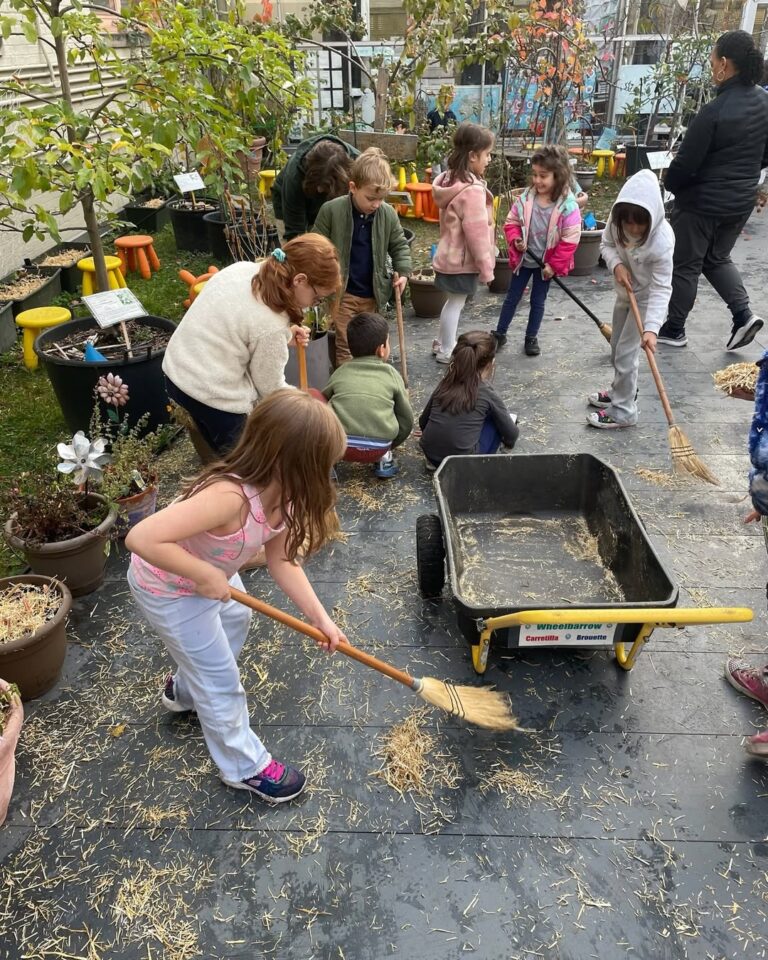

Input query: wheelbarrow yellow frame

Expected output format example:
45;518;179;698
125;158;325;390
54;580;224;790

471;606;754;674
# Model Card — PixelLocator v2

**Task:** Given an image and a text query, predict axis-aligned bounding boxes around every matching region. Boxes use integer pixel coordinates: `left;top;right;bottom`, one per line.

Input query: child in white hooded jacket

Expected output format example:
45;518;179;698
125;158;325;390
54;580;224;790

587;170;675;428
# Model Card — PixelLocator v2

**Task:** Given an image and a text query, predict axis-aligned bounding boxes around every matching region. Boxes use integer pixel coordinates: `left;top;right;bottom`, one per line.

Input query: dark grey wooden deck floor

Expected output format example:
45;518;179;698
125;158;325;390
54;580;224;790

2;211;767;960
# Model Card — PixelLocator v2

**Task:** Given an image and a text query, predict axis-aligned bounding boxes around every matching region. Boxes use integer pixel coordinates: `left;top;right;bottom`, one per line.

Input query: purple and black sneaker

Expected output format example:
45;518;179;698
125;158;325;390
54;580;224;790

222;759;306;803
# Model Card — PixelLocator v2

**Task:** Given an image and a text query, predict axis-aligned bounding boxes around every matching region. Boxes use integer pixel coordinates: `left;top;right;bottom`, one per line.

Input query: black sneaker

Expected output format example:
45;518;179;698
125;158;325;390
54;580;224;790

161;674;194;713
657;322;688;347
524;336;540;356
492;330;507;347
727;314;763;350
222;759;306;803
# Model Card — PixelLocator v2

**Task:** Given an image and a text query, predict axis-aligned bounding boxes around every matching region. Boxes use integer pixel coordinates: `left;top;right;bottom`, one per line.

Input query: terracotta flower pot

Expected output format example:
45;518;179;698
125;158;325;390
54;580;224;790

571;221;606;277
115;483;159;538
0;678;23;827
408;270;448;318
0;576;73;701
4;494;118;597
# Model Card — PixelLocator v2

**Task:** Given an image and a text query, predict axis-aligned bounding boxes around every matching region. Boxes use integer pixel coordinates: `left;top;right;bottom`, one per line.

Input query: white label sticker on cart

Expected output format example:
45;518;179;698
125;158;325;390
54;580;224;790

518;623;617;647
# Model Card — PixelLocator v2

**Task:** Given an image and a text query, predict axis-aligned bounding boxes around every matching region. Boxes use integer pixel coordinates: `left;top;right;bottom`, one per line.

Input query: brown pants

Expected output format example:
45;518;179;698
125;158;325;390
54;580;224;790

332;293;377;365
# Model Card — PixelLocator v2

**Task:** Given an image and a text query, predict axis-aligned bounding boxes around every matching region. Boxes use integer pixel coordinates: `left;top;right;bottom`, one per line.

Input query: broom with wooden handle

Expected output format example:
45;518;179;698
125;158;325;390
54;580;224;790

228;586;520;732
627;289;718;485
526;249;612;343
392;272;409;387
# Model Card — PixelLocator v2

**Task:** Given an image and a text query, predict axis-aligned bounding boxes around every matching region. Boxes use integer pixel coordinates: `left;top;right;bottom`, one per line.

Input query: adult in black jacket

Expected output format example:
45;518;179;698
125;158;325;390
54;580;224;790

659;31;768;351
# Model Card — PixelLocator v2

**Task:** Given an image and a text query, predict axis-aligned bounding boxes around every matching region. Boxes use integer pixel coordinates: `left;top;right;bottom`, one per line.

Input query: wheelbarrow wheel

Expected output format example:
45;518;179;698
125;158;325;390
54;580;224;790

416;514;445;598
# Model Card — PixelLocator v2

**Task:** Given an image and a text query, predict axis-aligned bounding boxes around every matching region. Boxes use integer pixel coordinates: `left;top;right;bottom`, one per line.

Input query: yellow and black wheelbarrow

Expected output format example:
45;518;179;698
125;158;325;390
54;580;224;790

416;453;753;674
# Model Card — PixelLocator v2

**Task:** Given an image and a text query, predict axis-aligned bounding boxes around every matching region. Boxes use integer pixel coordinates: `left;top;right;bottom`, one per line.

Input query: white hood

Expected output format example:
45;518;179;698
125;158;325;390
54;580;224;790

600;170;675;334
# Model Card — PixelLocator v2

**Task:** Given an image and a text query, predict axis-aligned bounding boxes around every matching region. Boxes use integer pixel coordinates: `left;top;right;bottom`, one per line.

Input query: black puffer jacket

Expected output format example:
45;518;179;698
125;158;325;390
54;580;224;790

665;77;768;218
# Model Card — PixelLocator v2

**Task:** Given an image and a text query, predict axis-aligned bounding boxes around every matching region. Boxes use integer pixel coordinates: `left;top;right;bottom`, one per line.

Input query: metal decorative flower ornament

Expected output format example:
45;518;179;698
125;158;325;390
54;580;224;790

96;372;129;407
57;431;111;485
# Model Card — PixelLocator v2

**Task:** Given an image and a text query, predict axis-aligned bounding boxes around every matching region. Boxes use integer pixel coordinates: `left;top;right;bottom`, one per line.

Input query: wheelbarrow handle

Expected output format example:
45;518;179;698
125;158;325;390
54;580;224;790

525;249;606;329
483;606;753;633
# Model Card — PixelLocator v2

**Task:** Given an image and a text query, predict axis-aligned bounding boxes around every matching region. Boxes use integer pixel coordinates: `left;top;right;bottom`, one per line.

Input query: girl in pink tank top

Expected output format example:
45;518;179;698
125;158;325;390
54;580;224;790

126;389;347;805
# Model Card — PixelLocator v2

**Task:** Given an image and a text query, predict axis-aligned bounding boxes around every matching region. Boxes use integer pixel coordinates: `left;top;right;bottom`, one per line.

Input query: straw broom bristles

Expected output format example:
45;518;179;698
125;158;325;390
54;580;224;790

415;677;521;731
668;424;719;485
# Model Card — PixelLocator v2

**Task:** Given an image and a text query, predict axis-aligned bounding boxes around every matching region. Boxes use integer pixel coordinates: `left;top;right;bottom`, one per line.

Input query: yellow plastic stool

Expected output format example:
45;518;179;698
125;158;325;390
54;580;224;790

77;256;126;295
591;149;615;178
15;306;71;370
258;169;278;198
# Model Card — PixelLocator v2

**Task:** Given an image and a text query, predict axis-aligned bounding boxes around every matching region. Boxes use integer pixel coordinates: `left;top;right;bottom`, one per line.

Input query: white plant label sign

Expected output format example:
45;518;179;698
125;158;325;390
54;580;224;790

173;171;205;193
517;622;617;647
83;289;148;329
646;151;674;171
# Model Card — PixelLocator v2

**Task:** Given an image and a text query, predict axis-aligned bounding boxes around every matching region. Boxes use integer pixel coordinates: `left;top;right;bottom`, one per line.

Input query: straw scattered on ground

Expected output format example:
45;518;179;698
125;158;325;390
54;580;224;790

633;467;691;489
481;760;570;810
713;362;758;395
371;708;460;799
0;581;61;643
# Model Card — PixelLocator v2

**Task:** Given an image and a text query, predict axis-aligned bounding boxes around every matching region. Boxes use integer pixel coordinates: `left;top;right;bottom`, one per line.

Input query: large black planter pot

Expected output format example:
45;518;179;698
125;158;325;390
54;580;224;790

285;332;332;392
625;144;663;177
121;197;170;233
203;212;280;263
0;268;62;317
33;242;90;294
34;315;176;434
167;198;217;253
488;257;513;294
0;300;15;353
571;222;606;277
203;210;235;262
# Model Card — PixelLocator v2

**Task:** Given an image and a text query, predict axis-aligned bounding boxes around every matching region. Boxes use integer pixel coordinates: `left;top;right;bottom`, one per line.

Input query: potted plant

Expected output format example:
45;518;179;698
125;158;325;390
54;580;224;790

574;165;596;192
168;194;219;253
34;314;177;435
0;679;23;828
32;242;91;294
3;435;118;597
407;268;448;318
571;219;606;277
0;576;73;700
0;300;14;353
0;265;62;317
121;191;172;233
92;374;161;537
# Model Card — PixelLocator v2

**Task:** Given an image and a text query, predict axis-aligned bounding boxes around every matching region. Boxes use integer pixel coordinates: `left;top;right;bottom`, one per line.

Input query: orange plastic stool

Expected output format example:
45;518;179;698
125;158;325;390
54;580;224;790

612;153;626;178
115;235;161;280
406;183;438;222
179;266;219;308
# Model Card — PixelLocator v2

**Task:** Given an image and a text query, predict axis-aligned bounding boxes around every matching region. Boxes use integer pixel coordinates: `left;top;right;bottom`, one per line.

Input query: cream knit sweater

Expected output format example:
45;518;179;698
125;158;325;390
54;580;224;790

163;261;293;414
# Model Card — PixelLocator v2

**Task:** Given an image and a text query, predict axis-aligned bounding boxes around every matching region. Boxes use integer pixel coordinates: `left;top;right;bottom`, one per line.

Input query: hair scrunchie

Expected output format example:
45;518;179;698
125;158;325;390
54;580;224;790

271;248;286;263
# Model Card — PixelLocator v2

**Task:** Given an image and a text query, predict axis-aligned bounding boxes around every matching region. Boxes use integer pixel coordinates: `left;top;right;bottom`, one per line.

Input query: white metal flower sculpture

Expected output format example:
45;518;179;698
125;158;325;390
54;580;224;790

96;373;129;407
57;431;111;485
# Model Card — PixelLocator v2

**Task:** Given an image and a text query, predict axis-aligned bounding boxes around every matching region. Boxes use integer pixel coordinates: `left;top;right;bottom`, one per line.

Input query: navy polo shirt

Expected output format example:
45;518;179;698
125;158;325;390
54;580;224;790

346;196;375;298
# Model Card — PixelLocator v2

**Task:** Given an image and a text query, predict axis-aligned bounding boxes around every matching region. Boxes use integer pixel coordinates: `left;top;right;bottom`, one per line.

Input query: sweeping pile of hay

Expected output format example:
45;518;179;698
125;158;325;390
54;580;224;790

713;362;758;397
371;708;460;798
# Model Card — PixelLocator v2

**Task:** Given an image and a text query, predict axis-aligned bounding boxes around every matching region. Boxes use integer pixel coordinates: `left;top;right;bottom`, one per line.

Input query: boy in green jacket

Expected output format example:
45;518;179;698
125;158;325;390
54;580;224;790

323;313;413;479
314;147;412;365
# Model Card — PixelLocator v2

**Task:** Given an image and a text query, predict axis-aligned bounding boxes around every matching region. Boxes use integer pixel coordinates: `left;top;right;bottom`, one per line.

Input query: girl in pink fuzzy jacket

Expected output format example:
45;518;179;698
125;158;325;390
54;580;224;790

431;122;496;364
492;145;581;356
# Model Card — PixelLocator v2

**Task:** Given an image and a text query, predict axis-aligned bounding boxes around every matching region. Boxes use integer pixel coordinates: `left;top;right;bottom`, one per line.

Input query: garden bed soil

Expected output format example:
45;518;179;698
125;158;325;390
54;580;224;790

39;319;173;362
0;268;62;315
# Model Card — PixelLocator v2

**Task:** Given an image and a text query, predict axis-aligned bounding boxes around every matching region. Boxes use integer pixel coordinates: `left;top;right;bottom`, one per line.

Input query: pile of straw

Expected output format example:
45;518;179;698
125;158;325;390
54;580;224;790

713;362;758;396
0;582;60;644
372;708;460;798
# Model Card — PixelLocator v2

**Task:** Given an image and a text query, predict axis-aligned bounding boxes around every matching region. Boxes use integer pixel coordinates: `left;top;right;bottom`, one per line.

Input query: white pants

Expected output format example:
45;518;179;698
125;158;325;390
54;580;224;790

607;298;642;425
437;293;467;356
128;569;270;781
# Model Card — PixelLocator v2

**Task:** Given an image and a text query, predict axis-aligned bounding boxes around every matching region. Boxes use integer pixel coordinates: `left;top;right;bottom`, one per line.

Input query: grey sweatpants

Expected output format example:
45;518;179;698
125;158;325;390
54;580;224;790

606;297;641;425
666;206;751;332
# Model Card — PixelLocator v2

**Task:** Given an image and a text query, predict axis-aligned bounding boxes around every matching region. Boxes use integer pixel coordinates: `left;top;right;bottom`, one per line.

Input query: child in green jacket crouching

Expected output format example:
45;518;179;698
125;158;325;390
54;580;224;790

322;313;413;479
314;148;412;365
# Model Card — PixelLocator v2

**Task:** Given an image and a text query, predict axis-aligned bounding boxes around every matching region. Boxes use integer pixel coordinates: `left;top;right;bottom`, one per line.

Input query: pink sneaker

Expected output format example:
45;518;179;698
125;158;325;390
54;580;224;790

744;730;768;759
724;657;768;709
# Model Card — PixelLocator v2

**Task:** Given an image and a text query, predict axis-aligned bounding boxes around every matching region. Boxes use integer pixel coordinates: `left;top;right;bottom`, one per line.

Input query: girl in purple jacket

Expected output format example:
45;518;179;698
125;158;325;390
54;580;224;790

493;146;581;356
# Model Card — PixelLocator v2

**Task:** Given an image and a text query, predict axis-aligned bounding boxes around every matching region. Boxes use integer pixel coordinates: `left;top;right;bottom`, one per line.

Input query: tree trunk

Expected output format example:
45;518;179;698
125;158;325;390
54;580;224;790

81;192;109;293
374;66;388;132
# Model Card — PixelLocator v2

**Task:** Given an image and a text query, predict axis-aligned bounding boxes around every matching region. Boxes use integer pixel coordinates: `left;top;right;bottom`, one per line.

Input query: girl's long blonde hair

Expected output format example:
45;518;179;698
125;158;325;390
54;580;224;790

251;234;342;325
180;390;347;561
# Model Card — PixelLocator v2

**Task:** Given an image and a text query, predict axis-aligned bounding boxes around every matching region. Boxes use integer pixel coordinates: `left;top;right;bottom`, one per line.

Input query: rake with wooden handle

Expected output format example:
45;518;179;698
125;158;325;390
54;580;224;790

627;289;718;485
393;272;408;387
228;586;520;731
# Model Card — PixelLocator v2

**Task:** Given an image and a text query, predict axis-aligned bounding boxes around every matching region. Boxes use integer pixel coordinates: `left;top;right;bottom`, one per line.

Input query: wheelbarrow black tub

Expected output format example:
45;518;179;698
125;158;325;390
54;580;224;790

417;453;678;651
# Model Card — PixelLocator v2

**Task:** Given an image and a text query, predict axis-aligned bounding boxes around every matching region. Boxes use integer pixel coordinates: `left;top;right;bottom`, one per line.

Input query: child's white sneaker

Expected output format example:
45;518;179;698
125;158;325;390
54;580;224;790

588;390;612;409
586;410;636;429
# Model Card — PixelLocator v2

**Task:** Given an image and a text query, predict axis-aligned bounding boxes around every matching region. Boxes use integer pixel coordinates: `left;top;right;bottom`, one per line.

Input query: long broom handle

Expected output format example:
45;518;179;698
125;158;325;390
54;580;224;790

393;272;409;387
525;249;607;330
228;586;416;689
627;289;676;426
296;338;308;391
